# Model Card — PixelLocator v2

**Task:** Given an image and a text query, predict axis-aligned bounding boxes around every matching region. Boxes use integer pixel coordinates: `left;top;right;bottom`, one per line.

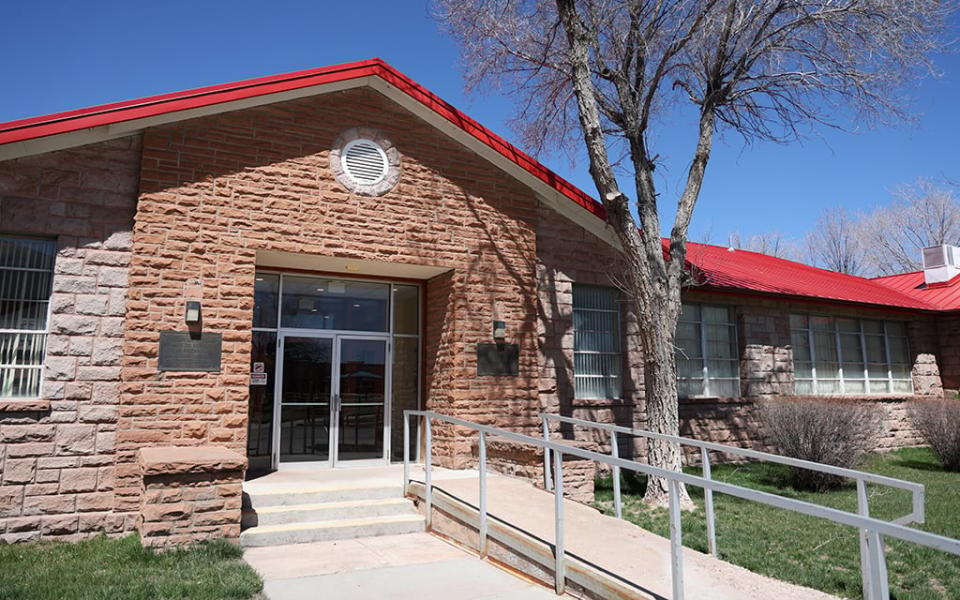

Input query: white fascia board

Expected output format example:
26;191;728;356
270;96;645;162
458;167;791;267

0;77;374;162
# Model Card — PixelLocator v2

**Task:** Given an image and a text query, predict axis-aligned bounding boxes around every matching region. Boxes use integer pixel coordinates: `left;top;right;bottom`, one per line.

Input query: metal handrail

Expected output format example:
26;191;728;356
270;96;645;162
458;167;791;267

403;410;960;600
540;412;924;522
540;412;926;575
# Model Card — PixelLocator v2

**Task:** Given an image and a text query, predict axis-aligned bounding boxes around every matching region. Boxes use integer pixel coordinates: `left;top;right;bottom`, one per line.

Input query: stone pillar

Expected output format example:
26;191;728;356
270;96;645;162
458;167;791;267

137;446;245;549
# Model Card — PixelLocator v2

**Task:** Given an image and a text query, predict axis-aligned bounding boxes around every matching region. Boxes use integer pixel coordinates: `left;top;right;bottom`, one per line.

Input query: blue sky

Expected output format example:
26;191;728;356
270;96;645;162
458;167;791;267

2;1;957;243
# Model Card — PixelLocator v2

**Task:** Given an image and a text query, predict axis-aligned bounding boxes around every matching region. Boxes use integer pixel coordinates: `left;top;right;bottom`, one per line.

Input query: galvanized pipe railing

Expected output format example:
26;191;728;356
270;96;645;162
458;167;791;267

404;410;959;600
541;413;925;559
541;412;926;599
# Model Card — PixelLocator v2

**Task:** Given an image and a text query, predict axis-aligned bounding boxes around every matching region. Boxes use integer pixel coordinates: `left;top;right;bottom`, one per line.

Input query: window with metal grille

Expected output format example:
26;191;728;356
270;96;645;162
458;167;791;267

790;314;913;395
0;236;56;398
572;285;622;399
676;304;740;398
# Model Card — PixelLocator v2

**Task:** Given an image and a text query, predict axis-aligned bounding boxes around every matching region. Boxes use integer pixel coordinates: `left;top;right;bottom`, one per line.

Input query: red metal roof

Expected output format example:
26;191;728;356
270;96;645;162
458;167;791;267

0;58;953;313
683;242;937;311
0;58;605;221
872;271;960;311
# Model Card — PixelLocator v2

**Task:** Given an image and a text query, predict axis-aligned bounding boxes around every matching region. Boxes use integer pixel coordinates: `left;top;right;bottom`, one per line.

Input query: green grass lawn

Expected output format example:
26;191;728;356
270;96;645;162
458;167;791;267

0;534;262;600
595;447;960;600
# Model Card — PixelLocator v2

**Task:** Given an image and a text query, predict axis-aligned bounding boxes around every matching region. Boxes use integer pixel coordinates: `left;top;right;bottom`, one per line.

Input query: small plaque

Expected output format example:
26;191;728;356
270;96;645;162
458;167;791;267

250;372;268;386
253;362;265;373
477;343;519;377
158;331;222;372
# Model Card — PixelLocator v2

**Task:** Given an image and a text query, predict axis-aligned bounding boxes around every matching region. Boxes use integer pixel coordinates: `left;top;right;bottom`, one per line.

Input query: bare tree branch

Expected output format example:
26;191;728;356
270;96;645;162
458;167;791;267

805;207;868;274
433;0;954;508
859;178;960;275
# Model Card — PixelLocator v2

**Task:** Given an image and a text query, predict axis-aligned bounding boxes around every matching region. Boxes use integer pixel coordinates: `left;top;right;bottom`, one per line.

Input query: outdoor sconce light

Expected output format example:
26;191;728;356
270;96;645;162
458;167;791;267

492;320;507;342
184;301;202;324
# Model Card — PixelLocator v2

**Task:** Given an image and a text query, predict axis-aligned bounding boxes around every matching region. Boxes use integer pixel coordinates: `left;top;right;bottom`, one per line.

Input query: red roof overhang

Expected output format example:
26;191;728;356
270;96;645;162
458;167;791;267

0;58;606;221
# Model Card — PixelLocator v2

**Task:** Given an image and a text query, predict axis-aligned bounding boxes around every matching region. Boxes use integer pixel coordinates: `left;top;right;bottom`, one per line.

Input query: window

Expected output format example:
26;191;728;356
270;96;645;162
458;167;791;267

0;236;56;398
676;304;740;398
280;276;389;332
572;285;622;399
790;315;913;395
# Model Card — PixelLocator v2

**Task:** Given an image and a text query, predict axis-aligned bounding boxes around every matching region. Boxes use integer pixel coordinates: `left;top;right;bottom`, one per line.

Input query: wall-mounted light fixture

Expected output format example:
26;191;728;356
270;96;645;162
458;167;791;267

492;320;507;342
185;301;202;324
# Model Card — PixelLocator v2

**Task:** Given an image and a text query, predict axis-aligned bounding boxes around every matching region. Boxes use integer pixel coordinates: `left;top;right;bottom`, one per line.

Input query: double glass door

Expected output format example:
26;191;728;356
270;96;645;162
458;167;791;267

278;334;389;466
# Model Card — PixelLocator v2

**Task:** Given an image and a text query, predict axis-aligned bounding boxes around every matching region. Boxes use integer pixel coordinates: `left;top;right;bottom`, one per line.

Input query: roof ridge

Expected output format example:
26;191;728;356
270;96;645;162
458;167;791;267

871;270;924;280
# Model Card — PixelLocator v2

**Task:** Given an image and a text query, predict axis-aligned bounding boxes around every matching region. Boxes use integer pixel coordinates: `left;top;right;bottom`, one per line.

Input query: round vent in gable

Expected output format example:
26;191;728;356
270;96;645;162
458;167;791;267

342;139;389;185
330;128;402;196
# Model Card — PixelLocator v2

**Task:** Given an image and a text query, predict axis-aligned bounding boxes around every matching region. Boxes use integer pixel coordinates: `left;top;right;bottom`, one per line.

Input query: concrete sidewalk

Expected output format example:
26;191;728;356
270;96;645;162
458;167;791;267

244;533;558;599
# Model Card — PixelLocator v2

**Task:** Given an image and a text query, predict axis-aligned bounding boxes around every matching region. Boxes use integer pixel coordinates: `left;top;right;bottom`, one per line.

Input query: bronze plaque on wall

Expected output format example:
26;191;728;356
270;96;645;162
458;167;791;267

158;331;222;372
476;343;519;377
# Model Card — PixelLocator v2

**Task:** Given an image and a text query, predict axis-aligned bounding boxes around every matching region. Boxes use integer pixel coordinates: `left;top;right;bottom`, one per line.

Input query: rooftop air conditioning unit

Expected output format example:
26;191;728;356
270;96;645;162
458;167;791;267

922;244;960;286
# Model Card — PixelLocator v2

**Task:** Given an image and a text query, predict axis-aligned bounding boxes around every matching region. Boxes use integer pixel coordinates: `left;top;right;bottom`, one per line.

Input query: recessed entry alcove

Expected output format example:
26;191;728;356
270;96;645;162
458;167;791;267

247;250;450;475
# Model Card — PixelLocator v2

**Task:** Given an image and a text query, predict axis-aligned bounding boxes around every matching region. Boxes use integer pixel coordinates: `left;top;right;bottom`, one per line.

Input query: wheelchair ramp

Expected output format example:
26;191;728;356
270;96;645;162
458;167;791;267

408;474;838;600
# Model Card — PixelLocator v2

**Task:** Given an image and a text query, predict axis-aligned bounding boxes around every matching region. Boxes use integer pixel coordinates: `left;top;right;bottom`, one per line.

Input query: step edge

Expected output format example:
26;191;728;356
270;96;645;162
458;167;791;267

240;514;425;535
244;498;411;514
244;483;403;497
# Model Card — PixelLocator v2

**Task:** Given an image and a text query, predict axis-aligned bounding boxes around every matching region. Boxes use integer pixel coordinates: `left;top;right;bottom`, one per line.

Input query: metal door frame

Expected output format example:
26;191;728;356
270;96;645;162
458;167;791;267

273;330;391;470
331;334;392;467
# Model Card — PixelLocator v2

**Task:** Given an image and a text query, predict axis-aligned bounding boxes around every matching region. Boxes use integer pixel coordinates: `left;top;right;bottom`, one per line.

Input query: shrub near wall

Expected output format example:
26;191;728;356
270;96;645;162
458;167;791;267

909;399;960;470
758;399;883;490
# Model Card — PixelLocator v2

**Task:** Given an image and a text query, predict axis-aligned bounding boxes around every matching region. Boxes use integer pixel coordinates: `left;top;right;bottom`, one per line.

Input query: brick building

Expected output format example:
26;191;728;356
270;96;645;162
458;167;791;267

0;59;957;545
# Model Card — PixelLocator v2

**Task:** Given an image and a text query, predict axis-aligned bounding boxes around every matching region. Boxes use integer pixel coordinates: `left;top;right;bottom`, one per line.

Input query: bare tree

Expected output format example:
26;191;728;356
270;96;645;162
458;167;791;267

434;0;951;507
805;207;867;274
727;231;799;259
859;178;960;275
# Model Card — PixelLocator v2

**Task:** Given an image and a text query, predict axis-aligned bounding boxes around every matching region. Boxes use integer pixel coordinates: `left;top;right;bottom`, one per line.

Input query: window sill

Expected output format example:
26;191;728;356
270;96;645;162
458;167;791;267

679;396;748;405
784;394;916;403
0;399;51;412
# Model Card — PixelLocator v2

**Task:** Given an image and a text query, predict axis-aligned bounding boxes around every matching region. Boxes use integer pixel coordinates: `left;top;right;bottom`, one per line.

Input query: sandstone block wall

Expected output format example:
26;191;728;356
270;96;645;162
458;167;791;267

137;446;245;549
678;396;922;464
935;315;960;394
121;86;543;501
535;204;647;460
471;438;597;504
0;137;141;542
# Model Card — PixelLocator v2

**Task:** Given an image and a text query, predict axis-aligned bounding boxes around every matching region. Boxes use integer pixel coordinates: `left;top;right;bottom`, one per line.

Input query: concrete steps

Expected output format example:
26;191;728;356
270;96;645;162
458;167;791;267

240;483;424;547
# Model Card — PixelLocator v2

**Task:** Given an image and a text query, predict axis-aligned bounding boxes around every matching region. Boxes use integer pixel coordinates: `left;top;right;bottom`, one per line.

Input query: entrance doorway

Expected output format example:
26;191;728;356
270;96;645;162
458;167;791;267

246;272;421;474
279;335;388;466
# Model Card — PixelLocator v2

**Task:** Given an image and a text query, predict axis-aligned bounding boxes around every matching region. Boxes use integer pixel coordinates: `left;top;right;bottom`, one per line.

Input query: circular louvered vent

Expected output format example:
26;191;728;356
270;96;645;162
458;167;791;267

341;139;389;186
330;128;401;196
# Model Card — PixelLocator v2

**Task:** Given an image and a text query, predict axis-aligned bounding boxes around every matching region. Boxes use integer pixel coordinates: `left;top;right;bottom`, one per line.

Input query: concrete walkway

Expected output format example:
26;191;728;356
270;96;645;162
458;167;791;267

244;533;558;599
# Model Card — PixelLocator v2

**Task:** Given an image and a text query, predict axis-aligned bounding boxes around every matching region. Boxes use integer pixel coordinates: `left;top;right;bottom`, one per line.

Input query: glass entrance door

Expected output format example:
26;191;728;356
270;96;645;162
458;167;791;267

335;338;388;462
278;336;334;463
276;334;389;467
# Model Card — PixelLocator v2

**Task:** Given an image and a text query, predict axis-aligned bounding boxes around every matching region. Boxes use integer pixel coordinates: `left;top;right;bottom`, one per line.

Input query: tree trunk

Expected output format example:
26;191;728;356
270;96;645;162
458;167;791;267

555;0;697;509
637;285;694;509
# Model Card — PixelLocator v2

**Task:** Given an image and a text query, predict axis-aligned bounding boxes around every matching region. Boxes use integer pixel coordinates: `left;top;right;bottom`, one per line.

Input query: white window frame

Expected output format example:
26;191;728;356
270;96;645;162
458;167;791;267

572;284;622;400
790;314;913;396
0;235;56;399
676;303;741;398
